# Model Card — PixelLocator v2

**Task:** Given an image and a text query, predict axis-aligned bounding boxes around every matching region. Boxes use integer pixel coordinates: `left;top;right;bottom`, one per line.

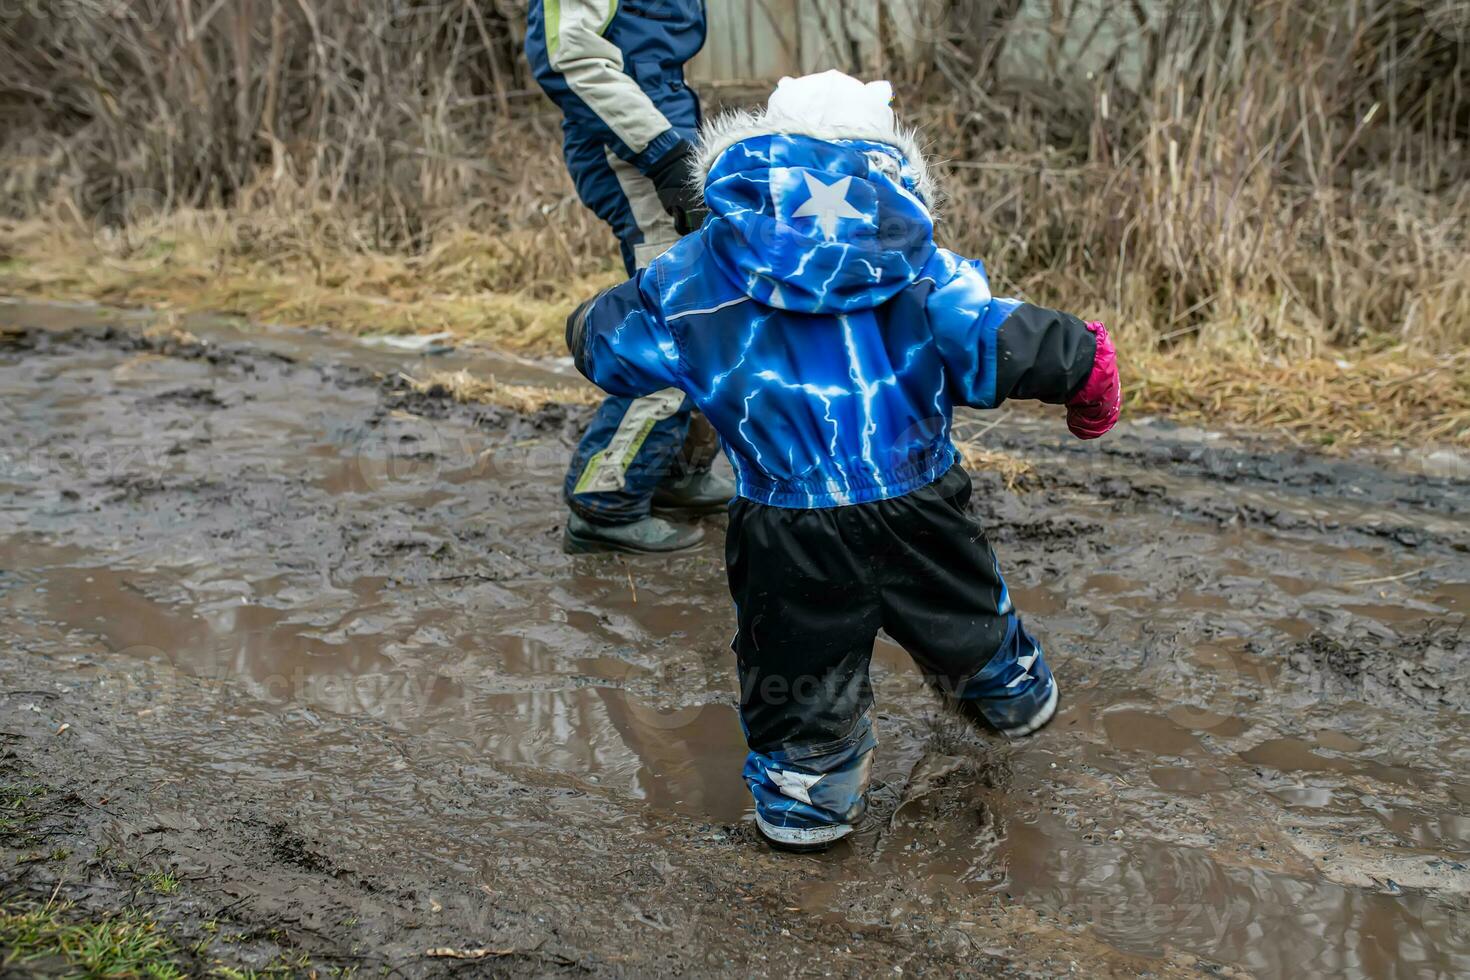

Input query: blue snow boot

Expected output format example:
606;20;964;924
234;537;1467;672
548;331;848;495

745;715;877;853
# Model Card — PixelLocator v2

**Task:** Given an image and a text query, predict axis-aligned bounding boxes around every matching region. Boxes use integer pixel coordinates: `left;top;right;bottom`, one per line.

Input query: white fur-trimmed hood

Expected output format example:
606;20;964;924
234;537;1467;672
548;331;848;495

692;106;940;208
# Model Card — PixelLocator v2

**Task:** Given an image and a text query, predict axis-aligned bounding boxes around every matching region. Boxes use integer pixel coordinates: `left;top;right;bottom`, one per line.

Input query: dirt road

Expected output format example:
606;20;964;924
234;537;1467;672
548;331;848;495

2;301;1467;977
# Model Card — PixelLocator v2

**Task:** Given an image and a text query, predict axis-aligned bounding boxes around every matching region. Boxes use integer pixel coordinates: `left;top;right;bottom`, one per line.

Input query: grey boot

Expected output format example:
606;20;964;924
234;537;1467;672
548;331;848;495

563;512;705;555
652;469;736;516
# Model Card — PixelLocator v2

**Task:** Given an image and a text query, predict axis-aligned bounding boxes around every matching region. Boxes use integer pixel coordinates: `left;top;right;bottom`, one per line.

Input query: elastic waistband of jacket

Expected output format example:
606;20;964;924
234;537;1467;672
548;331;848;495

734;442;957;509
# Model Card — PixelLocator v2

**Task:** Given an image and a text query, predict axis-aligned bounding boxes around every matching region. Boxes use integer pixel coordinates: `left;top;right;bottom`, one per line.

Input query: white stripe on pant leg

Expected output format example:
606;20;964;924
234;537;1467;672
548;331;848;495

604;147;679;268
571;153;681;497
572;387;686;494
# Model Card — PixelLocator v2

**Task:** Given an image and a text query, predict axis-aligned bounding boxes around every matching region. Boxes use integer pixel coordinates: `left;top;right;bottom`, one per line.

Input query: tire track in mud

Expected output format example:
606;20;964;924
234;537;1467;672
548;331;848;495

2;310;1469;976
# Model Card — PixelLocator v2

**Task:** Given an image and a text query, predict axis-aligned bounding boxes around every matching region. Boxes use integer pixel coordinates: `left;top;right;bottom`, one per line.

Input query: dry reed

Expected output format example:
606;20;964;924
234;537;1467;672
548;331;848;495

399;368;600;412
952;442;1040;491
1;1;1467;449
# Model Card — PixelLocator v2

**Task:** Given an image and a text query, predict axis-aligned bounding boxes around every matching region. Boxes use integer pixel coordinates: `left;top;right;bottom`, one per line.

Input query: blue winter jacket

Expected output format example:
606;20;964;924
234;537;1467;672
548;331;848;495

524;0;704;172
568;133;1098;508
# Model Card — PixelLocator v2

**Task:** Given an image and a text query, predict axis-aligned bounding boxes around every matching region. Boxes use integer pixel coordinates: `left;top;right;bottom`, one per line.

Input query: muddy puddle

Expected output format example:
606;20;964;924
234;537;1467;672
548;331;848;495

2;300;1469;976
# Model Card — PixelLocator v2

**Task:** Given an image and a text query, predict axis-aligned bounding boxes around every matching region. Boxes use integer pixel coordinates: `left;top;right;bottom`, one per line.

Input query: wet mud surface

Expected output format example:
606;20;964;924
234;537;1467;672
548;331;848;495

1;301;1468;976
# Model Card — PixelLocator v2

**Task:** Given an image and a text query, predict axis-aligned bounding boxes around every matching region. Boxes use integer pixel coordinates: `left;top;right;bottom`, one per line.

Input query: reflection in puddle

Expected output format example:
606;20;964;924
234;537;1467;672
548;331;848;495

1240;738;1428;789
2;542;750;823
1149;765;1231;796
1004;818;1467;975
1102;708;1205;756
476;688;748;821
5;304;1470;977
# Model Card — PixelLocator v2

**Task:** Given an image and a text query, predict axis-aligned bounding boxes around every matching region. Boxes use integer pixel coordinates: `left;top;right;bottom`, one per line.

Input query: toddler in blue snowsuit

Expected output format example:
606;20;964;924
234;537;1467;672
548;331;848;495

567;71;1122;851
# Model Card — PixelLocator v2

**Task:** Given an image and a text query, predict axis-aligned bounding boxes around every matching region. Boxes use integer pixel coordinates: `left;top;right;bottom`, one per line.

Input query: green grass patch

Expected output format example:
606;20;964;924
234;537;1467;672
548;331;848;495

0;900;187;978
142;870;180;895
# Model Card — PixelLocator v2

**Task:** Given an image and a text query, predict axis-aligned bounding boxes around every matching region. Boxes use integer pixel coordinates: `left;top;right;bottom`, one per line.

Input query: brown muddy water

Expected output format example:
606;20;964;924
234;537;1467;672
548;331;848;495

1;299;1468;977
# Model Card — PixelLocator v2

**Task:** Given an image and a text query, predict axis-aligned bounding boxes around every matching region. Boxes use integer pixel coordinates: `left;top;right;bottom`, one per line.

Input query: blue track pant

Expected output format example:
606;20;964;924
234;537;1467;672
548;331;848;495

563;149;699;525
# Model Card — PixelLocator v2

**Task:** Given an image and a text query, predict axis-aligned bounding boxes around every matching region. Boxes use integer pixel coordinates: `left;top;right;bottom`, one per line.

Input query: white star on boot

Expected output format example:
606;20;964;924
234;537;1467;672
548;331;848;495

768;767;824;805
1006;652;1039;688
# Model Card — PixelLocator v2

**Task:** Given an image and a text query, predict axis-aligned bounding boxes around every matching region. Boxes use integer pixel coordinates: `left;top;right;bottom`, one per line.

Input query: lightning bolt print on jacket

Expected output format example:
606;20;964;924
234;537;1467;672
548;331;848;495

567;128;1101;509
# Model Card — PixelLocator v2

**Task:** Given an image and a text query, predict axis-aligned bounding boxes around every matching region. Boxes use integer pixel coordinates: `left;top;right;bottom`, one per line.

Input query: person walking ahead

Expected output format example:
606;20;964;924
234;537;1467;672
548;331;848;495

525;0;732;554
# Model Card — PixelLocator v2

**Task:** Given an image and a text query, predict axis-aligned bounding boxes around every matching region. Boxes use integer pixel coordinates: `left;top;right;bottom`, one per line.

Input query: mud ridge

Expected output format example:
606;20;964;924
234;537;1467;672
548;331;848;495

1279;623;1470;712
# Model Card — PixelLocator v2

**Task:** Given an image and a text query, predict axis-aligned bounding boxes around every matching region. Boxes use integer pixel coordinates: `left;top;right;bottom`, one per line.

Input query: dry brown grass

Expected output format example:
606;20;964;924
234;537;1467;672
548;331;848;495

139;319;203;348
399;368;600;413
2;1;1466;452
0;215;617;355
1129;345;1470;449
911;0;1470;361
3;210;1467;450
953;443;1040;491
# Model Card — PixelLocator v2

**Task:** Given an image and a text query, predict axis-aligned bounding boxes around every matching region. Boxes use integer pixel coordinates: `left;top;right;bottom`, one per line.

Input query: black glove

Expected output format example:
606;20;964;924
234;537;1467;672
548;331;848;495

645;139;708;235
565;288;608;377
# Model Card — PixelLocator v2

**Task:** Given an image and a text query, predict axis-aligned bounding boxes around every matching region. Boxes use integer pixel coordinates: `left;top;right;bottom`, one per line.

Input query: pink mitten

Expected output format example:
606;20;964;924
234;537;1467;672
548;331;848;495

1066;322;1120;440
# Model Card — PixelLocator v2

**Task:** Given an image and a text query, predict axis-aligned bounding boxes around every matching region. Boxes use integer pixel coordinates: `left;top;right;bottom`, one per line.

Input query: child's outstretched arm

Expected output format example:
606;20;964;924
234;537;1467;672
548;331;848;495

565;272;683;398
924;251;1120;439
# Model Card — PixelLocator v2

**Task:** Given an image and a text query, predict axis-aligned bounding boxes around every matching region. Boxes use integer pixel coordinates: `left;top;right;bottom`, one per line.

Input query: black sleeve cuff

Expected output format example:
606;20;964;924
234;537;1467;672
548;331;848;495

565;293;602;378
994;304;1098;404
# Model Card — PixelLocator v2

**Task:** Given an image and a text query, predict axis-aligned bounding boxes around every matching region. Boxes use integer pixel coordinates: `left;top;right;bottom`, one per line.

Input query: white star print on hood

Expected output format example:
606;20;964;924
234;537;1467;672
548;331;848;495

791;172;866;239
693;71;939;314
